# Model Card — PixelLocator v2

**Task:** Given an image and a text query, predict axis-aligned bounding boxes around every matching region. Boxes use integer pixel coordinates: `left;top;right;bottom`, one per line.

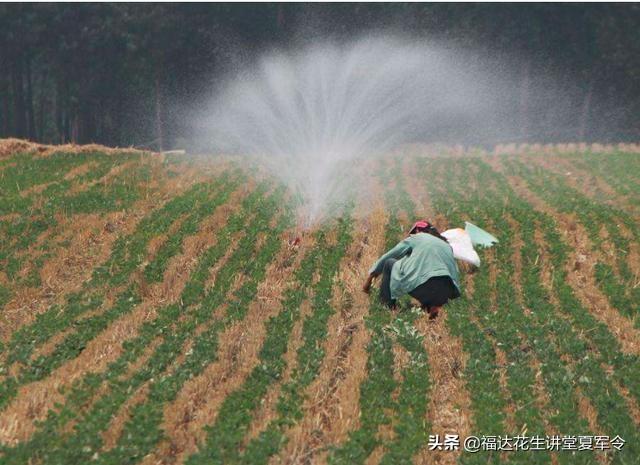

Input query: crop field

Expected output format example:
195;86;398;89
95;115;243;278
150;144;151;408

0;140;639;465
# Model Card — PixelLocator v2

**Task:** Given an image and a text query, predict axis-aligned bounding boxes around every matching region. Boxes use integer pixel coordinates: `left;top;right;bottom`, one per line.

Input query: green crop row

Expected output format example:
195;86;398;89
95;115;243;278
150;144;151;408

443;157;635;464
502;158;639;327
141;172;240;283
0;174;235;407
379;307;430;465
94;181;217;286
330;160;402;465
0;152;136;264
444;163;551;464
0;152;149;311
92;188;291;465
593;263;638;324
416;157;624;463
445;156;638;464
0;182;286;465
330;296;397;464
0;152;96;295
378;157;430;465
504;160;640;384
528;216;640;464
420;157;513;465
3;174;235;369
329;157;430;465
0;151;99;215
236;209;354;465
186;207;353;465
567;151;640;201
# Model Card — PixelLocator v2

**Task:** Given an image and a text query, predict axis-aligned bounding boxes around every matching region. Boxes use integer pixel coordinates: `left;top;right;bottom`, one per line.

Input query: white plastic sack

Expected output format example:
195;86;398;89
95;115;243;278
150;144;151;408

442;228;481;267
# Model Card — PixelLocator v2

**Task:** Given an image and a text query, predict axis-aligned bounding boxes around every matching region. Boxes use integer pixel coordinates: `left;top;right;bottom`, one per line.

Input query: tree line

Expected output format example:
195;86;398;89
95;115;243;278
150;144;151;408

1;3;639;149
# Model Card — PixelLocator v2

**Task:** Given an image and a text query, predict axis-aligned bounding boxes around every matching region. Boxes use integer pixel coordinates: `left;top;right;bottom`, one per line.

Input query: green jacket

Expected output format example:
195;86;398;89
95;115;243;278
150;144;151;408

369;232;461;300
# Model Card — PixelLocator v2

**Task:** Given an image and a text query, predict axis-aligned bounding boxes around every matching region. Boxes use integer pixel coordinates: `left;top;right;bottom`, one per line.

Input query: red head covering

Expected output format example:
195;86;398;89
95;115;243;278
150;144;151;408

409;220;432;235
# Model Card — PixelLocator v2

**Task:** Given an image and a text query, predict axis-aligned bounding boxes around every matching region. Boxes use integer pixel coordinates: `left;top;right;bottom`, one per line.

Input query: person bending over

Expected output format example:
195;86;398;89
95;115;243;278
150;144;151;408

363;220;461;319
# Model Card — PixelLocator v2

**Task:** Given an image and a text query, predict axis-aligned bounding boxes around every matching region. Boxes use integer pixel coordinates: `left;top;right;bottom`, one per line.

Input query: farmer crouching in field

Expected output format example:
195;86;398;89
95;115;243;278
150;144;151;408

362;220;461;319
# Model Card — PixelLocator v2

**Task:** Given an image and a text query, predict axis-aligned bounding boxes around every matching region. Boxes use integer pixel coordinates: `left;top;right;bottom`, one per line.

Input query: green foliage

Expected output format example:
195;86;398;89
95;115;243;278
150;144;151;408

0;182;289;465
2;176;230;368
2;149;640;465
0;151;147;308
440;155;640;464
186;212;354;465
142;173;239;283
0;152;88;215
331;157;430;465
569;152;640;201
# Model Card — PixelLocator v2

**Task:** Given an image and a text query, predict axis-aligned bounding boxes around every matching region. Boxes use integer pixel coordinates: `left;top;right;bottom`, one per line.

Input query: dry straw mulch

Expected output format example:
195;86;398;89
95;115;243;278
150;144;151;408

0;138;151;159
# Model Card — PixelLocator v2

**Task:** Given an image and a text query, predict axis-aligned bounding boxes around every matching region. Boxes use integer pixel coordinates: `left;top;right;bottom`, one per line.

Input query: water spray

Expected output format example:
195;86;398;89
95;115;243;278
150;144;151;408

199;36;499;229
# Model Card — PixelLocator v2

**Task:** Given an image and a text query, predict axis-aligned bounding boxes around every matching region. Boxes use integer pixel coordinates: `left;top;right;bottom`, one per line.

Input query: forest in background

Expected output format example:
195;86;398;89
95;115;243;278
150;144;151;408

2;3;640;150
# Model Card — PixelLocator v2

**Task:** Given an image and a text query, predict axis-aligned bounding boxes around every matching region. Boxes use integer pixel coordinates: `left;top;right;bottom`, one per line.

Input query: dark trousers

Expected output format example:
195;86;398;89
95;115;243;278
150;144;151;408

380;257;458;310
379;258;397;308
409;275;458;309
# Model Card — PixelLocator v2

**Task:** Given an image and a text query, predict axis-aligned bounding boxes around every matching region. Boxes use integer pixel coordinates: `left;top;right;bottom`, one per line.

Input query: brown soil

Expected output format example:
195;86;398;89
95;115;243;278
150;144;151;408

272;212;386;465
139;230;313;465
0;183;247;445
401;159;474;465
414;313;473;465
64;161;97;180
0;155;210;345
527;154;633;212
489;163;640;356
0;209;140;344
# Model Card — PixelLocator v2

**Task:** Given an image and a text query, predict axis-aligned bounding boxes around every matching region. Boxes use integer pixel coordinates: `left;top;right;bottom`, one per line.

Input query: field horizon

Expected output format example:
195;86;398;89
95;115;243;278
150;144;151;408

0;138;639;465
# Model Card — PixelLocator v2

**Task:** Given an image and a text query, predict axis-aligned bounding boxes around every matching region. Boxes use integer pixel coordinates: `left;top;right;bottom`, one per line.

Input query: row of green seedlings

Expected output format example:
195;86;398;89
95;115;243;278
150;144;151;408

510;180;640;462
0;172;240;408
431;157;595;464
0;172;236;374
513;156;640;368
520;213;639;465
521;155;640;316
2;182;280;463
517;151;632;208
185;201;354;465
329;156;430;465
420;156;539;465
442;156;639;464
90;185;292;465
0;151;106;216
0;152;145;265
0;151;113;307
502;158;639;328
371;156;430;465
0;151;151;312
567;151;640;200
451;157;640;464
473;181;575;465
0;181;289;464
1;175;228;365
